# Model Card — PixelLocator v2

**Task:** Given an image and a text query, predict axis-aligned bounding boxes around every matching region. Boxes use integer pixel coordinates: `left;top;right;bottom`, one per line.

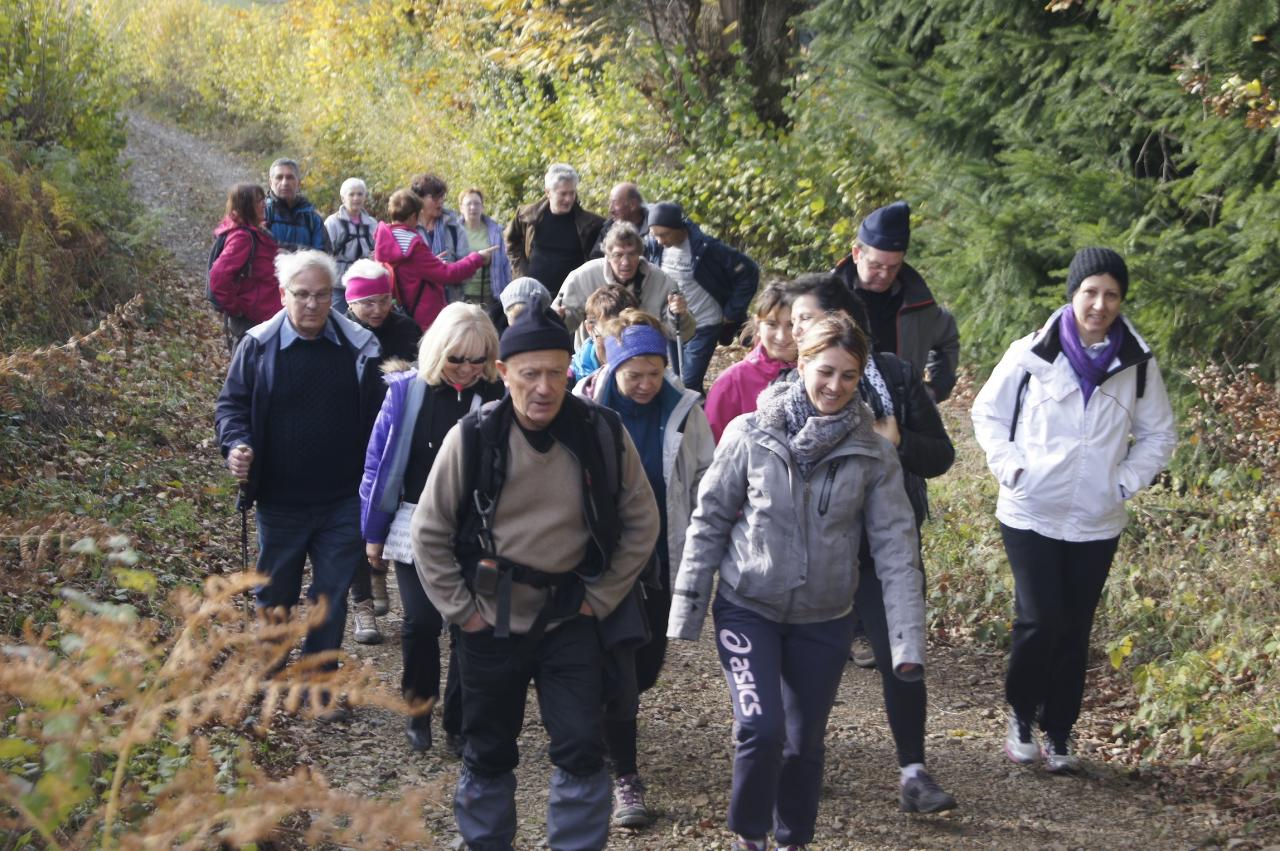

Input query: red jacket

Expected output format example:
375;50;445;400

209;219;280;323
374;222;484;331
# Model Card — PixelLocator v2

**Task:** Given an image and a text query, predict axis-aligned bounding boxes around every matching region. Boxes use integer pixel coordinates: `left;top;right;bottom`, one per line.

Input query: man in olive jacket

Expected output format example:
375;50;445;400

505;163;605;298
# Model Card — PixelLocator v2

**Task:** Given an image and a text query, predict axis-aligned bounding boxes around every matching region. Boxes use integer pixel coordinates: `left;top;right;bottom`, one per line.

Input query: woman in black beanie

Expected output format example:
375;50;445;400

971;247;1177;773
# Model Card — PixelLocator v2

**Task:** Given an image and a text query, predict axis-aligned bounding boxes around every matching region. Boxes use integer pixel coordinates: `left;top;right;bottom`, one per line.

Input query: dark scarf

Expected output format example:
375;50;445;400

1058;307;1122;405
756;378;863;479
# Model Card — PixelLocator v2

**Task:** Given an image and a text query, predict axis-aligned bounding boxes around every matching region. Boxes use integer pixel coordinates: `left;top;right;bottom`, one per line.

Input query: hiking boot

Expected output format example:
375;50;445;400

311;690;351;723
1004;711;1039;764
611;773;652;828
1042;734;1081;774
849;635;876;668
406;714;432;753
899;770;958;813
352;599;383;645
370;572;390;616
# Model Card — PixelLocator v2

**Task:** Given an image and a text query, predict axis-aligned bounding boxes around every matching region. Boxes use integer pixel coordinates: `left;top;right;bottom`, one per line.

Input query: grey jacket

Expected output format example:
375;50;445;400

667;389;926;674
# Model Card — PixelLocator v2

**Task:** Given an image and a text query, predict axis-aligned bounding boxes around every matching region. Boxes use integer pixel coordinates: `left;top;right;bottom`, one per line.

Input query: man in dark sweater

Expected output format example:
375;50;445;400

215;250;384;715
505;163;605;299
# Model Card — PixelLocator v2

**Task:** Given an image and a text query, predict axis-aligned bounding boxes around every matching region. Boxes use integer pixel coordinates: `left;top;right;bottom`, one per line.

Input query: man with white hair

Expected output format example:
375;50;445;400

505;163;605;298
215;250;384;718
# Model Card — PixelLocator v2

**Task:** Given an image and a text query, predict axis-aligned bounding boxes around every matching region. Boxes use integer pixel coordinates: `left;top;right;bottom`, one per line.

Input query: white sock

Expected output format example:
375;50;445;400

900;763;925;784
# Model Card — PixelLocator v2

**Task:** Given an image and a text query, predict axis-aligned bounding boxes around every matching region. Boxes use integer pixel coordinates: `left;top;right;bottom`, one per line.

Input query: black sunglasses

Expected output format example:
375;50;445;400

446;355;487;365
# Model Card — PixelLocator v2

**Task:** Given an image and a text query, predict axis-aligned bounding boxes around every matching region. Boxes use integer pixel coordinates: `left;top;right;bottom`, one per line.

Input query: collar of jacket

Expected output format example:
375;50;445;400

1027;306;1153;384
267;193;314;214
833;256;936;311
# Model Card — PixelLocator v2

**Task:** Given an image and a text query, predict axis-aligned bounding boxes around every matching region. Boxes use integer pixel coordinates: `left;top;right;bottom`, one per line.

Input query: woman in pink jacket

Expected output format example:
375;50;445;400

374;188;496;332
704;283;796;442
209;183;280;349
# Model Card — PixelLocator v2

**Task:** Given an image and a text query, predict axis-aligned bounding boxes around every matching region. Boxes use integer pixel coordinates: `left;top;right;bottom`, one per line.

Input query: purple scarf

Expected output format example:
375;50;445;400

1058;307;1122;405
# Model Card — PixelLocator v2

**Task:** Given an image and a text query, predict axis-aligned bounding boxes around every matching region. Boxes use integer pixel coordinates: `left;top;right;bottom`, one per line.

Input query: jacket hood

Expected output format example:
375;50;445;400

375;221;415;258
214;216;263;236
380;359;415;376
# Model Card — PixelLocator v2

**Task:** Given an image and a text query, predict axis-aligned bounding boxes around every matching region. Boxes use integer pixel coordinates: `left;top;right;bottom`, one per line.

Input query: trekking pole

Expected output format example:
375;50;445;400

238;483;250;572
669;286;685;381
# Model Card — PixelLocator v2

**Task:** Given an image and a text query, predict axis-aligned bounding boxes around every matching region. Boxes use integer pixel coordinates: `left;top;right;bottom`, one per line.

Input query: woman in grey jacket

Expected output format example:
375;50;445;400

668;315;926;851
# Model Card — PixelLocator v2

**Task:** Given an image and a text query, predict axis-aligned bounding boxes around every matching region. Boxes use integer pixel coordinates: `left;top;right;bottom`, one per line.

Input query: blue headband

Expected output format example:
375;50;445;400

604;324;668;366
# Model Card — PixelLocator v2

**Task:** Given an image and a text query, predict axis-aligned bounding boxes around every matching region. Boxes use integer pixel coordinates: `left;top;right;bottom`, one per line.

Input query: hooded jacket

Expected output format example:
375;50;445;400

214;310;383;506
834;256;960;402
373;222;485;331
209;219;280;323
576;362;715;580
704;343;793;443
971;307;1176;542
264;194;331;253
668;382;926;675
360;369;505;545
643;220;760;325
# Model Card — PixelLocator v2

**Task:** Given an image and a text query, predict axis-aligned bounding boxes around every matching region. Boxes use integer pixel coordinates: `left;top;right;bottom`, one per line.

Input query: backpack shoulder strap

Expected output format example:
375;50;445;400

1136;359;1147;399
589;405;624;498
1009;370;1033;442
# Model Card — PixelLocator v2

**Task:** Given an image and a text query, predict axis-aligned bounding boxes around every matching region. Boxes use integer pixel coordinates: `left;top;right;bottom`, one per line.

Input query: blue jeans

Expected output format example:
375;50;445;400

670;323;721;395
713;592;855;846
255;495;362;660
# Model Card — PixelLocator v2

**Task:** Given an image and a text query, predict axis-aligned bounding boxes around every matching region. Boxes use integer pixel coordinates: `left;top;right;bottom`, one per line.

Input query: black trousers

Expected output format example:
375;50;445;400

393;561;450;716
603;583;672;777
456;614;605;777
1000;523;1120;740
853;553;927;767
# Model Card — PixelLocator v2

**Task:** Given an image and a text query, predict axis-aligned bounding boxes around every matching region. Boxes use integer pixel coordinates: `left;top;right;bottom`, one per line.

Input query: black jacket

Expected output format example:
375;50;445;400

873;351;954;526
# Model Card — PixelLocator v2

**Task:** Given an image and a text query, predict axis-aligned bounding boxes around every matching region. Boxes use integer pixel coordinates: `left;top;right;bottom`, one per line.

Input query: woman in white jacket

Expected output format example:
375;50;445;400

576;309;714;828
972;248;1176;773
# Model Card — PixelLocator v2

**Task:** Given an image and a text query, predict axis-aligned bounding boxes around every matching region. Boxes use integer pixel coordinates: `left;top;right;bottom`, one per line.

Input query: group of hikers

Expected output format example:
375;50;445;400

211;159;1177;851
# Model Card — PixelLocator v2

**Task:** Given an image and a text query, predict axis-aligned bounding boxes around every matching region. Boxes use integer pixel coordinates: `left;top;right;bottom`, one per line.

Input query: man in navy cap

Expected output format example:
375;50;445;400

411;300;659;851
833;201;959;402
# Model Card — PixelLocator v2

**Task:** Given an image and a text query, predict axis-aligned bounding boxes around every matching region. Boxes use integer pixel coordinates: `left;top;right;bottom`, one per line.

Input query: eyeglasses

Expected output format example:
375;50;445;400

446;354;487;365
286;288;332;305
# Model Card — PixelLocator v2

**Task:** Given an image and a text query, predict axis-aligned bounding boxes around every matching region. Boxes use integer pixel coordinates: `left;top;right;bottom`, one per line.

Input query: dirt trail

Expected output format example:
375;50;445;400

123;111;1246;850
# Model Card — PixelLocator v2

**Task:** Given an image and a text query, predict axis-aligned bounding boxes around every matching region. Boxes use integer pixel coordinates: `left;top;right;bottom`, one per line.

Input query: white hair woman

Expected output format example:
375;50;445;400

972;247;1175;773
325;177;379;310
359;302;503;753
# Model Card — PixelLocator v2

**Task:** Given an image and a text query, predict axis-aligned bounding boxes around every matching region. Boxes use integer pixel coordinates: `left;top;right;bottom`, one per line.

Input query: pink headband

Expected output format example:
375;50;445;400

345;272;391;302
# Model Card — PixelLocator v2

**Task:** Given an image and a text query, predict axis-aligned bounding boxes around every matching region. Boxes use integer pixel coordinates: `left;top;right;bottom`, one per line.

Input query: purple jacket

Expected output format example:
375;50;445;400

359;369;505;544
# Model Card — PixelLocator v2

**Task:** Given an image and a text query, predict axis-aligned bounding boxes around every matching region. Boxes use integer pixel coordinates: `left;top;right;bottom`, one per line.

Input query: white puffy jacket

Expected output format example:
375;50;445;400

972;308;1177;542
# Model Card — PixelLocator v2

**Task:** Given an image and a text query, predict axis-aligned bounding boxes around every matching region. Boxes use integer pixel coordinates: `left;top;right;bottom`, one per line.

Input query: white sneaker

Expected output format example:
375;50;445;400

352;599;383;644
1042;735;1081;774
1004;711;1039;764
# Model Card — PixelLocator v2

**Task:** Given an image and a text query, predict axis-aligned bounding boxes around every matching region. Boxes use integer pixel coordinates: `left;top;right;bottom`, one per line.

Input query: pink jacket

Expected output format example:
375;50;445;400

704;343;793;443
374;222;484;331
209;218;280;323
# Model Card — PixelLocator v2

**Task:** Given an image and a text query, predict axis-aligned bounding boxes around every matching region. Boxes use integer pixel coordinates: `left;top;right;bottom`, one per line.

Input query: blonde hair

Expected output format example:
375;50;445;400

417;303;500;385
603;308;669;343
798;314;868;370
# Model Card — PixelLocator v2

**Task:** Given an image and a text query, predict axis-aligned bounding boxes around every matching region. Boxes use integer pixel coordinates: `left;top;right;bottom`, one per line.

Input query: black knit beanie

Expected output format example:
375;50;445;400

499;296;573;360
1066;247;1129;299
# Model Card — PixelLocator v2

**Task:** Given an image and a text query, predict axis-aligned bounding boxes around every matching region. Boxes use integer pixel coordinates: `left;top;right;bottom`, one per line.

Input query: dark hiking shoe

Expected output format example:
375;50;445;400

729;839;769;851
611;773;652;828
900;770;958;813
405;715;432;752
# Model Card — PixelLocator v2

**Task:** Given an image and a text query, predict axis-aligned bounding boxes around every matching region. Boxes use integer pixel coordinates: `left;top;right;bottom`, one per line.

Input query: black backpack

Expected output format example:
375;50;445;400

206;226;258;312
333;217;374;260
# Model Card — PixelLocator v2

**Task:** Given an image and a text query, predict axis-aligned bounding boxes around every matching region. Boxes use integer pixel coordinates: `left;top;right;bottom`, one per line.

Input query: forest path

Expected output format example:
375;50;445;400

123;110;1243;850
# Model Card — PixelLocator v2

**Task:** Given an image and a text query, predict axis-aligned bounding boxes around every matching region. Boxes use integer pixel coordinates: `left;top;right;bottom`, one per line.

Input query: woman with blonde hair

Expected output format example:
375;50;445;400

669;313;926;851
359;302;504;753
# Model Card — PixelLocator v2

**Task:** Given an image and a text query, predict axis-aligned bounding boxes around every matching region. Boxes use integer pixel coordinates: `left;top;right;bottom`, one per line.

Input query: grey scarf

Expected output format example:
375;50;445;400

756;379;863;478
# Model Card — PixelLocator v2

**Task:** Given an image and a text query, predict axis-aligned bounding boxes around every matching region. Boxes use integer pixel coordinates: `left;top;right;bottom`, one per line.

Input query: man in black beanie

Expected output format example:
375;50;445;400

833;201;960;402
411;299;660;850
644;201;760;394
